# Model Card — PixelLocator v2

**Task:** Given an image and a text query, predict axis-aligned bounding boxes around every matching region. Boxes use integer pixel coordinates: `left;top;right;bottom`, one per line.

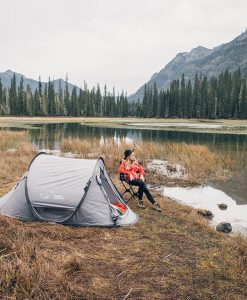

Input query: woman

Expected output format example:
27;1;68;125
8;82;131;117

118;149;161;212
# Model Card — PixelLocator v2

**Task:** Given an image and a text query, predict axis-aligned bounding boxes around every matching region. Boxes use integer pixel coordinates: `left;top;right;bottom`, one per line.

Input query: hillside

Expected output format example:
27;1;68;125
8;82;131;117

129;28;247;101
0;70;79;94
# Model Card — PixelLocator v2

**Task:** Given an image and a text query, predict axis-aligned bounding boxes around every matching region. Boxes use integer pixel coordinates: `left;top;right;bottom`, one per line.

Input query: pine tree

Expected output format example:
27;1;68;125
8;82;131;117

152;83;158;117
48;78;55;115
57;80;64;115
179;74;186;117
208;77;217;119
192;74;200;118
200;76;208;118
33;89;39;116
186;80;192;118
239;76;247;119
4;88;10;115
102;85;107;116
26;85;34;116
95;84;102;116
9;73;18;115
231;68;241;118
77;88;84;116
18;77;25;115
224;69;232;118
41;83;48;116
141;84;149;117
147;86;153;118
64;75;70;116
85;87;91;117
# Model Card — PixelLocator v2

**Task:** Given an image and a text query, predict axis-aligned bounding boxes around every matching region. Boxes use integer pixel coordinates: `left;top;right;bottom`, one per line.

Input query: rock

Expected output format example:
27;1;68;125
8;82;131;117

217;203;228;210
166;164;177;172
197;209;213;219
216;222;232;233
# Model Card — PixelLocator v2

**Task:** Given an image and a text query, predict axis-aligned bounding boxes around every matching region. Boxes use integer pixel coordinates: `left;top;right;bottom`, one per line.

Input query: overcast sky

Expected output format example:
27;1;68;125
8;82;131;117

1;0;247;94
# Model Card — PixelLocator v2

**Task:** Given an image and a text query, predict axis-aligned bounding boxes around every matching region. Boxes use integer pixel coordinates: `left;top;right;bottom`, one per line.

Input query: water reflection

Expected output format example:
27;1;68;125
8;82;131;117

23;123;247;152
28;123;143;149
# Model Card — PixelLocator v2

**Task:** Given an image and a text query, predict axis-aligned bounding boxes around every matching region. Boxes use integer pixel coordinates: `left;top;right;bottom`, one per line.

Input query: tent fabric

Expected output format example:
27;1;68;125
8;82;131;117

0;153;139;227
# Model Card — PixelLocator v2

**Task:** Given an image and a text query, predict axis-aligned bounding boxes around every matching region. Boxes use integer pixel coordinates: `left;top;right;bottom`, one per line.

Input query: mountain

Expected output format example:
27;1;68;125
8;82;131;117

129;28;247;101
0;70;80;94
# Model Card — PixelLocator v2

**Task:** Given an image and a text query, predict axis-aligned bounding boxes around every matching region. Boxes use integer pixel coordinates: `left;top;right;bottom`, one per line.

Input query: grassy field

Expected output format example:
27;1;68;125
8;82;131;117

81;117;247;126
1;116;247;134
0;116;84;129
0;130;246;299
81;117;247;135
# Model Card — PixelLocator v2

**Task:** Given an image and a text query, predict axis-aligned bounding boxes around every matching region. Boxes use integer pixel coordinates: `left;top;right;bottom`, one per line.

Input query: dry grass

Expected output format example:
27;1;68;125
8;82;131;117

0;130;29;150
0;143;36;193
0;131;36;196
0;192;247;300
61;138;233;185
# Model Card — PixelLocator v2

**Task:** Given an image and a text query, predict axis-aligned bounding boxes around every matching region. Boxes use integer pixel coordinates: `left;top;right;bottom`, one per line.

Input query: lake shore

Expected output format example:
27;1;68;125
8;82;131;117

1;116;247;134
0;129;247;299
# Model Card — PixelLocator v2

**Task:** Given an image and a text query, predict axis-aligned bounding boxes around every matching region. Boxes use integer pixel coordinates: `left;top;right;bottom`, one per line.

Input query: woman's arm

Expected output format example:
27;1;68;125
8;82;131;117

137;162;145;175
118;160;128;174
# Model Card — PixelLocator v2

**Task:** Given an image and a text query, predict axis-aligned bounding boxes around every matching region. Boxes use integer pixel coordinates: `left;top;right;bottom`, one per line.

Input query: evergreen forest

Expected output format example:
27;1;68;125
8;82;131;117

0;68;247;119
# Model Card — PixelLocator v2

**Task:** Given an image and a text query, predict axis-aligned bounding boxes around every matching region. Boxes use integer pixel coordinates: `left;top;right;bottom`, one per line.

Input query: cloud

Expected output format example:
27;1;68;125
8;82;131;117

0;0;246;94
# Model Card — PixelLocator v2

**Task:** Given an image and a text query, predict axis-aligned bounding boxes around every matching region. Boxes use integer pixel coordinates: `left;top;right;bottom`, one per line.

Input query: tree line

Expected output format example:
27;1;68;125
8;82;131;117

136;68;247;119
0;69;247;119
0;74;129;117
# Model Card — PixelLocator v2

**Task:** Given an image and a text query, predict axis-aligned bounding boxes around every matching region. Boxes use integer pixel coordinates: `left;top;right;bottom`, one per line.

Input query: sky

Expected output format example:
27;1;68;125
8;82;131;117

1;0;247;95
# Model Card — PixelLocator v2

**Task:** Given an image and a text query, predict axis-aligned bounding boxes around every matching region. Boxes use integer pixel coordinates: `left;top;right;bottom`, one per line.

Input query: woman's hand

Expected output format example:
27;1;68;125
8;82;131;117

129;174;134;181
140;175;145;182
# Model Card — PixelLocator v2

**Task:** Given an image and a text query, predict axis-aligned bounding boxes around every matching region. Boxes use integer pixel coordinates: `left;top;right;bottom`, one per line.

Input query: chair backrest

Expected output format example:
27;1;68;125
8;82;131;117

119;160;126;182
119;173;126;181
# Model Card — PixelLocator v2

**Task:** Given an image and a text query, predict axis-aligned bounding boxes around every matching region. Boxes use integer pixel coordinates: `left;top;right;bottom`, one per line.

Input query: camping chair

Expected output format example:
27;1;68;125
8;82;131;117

119;173;139;203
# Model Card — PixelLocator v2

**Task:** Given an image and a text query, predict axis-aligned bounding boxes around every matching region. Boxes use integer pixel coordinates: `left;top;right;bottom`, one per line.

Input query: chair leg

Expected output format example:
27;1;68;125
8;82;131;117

125;193;136;203
120;181;138;203
130;186;139;198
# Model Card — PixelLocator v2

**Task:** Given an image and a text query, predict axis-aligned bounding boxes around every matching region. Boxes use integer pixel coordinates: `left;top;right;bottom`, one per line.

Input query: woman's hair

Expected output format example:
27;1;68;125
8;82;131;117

124;149;134;160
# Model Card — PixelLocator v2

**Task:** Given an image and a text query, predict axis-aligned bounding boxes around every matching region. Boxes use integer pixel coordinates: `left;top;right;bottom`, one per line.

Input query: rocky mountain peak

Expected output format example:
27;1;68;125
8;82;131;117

189;46;211;59
236;28;247;41
5;70;14;76
172;46;211;63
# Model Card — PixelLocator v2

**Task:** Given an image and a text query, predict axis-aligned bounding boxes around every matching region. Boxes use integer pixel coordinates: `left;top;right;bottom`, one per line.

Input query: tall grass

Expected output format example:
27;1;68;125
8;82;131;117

0;130;35;194
0;143;36;195
61;138;233;184
0;130;29;150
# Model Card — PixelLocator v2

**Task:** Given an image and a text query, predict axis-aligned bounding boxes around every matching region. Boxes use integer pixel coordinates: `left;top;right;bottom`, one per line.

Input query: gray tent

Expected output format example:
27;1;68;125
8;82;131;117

0;153;138;227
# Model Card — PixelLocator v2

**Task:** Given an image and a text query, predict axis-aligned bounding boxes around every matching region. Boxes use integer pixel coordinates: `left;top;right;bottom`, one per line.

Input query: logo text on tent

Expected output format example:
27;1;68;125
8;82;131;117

40;192;65;201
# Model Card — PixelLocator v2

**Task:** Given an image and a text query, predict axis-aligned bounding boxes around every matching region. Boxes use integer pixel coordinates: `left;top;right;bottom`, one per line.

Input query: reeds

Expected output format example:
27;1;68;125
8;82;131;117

0;143;36;194
61;138;233;184
0;130;36;193
0;130;29;150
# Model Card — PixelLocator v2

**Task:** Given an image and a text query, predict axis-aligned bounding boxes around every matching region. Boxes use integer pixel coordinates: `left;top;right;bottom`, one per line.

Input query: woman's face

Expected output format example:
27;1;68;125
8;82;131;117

129;152;135;161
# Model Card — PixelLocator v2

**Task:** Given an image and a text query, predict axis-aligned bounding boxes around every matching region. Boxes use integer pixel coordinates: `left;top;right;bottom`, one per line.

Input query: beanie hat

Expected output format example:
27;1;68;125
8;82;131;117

124;149;134;160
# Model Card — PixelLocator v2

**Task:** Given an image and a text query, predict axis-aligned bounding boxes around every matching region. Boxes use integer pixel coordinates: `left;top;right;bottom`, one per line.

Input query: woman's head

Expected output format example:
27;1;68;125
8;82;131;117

124;149;135;161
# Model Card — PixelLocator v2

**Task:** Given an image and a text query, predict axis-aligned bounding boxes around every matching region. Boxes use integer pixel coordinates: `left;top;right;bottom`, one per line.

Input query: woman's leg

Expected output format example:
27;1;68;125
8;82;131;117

129;180;155;204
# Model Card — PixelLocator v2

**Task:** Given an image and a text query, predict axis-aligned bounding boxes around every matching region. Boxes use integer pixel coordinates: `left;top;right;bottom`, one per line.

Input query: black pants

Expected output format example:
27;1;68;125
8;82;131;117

129;179;155;204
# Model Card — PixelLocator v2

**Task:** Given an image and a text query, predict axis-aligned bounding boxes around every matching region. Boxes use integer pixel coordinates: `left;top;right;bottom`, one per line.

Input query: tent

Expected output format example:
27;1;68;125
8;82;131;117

0;152;138;227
